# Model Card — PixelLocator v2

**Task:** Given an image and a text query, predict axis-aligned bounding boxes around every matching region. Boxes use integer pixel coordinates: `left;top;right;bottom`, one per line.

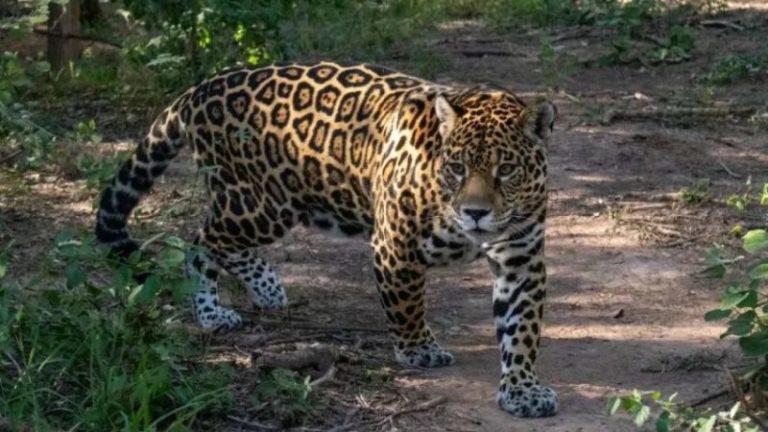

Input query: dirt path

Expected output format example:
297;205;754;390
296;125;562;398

2;4;767;432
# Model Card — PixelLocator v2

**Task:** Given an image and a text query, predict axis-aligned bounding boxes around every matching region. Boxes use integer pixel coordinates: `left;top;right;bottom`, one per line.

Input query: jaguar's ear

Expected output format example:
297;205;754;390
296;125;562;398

530;101;557;142
435;95;462;140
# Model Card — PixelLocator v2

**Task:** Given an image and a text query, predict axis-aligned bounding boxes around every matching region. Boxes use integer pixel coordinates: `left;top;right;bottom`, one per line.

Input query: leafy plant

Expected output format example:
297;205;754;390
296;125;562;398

252;368;318;427
608;391;758;432
609;185;767;430
647;25;697;64
0;231;234;431
705;53;768;85
726;179;768;213
679;178;711;205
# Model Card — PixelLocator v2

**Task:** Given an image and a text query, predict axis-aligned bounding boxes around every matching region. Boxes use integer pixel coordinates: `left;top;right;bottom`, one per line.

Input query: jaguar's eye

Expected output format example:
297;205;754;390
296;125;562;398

497;163;516;177
448;163;466;177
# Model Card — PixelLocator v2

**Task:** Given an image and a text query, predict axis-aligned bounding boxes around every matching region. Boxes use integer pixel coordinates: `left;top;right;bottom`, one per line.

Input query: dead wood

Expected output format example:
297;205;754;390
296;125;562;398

601;106;762;125
459;50;519;58
252;343;337;379
699;20;745;32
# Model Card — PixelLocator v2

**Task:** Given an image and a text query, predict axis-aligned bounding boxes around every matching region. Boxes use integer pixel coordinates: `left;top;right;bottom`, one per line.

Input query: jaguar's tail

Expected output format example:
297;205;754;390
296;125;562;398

95;97;189;257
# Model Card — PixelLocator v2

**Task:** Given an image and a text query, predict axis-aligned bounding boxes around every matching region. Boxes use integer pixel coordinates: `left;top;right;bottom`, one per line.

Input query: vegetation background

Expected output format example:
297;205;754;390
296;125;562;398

0;0;767;430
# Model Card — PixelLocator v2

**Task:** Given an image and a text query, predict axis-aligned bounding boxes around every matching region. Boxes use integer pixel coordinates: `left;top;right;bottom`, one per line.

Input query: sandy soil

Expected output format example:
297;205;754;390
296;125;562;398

1;3;767;431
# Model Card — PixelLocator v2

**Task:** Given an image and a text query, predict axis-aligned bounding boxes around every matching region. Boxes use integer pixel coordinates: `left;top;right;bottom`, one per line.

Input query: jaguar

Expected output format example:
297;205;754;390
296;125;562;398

95;62;558;417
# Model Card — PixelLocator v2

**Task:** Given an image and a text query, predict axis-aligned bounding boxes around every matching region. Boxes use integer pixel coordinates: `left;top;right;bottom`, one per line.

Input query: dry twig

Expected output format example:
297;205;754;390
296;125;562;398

226;415;279;431
689;388;731;407
309;365;337;388
366;396;447;428
716;158;743;179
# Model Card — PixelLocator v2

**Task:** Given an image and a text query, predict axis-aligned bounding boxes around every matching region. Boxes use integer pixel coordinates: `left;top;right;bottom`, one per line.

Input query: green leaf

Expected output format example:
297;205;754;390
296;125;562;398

633;404;651;427
727;311;756;336
747;260;768;280
65;262;86;289
737;290;759;308
704;309;731;321
164;236;187;249
128;250;143;266
159;248;186;268
128;274;160;306
702;264;726;278
739;332;768;356
607;397;622;415
743;229;768;253
696;415;716;432
655;410;670;432
721;289;750;310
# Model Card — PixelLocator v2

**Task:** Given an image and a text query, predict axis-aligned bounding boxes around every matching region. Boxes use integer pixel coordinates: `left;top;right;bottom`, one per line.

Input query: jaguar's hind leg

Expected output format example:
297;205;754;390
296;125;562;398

217;249;288;310
187;237;243;331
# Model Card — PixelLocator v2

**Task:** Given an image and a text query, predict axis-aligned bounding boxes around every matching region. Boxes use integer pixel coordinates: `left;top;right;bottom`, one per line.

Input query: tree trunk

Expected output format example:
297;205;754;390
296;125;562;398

47;0;82;74
80;0;102;25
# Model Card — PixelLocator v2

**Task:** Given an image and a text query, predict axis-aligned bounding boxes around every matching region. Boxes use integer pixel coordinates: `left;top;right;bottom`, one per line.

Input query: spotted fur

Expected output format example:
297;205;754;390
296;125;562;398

95;62;558;417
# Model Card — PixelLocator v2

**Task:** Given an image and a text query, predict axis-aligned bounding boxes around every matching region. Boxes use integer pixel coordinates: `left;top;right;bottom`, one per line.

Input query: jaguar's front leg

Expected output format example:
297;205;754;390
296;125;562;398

487;233;558;417
371;231;454;368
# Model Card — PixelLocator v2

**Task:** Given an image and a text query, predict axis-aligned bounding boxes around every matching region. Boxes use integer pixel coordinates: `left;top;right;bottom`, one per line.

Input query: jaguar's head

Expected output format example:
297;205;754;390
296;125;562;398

434;91;555;241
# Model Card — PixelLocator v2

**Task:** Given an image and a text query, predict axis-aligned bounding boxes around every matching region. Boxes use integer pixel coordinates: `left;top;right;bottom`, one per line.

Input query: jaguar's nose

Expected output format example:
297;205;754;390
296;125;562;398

462;208;491;222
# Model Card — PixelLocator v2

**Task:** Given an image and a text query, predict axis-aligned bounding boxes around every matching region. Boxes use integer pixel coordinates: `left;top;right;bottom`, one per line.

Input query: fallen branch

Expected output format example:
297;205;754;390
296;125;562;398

699;20;745;32
436;37;505;45
550;27;591;42
253;342;337;378
459;50;519;58
601;106;761;124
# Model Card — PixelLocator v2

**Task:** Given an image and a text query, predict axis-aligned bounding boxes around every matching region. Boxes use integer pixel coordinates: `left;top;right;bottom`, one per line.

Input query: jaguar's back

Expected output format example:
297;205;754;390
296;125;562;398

96;62;436;255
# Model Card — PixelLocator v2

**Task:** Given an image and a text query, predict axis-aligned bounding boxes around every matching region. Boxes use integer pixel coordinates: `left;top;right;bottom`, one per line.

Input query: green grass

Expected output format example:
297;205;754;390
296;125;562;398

0;232;235;431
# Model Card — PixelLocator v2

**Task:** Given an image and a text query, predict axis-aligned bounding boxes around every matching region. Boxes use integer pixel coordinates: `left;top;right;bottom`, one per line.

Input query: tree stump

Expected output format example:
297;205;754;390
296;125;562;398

47;0;82;74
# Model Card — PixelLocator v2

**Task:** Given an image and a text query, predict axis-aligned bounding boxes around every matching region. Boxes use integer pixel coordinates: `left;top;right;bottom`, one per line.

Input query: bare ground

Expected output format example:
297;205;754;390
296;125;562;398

2;3;768;431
